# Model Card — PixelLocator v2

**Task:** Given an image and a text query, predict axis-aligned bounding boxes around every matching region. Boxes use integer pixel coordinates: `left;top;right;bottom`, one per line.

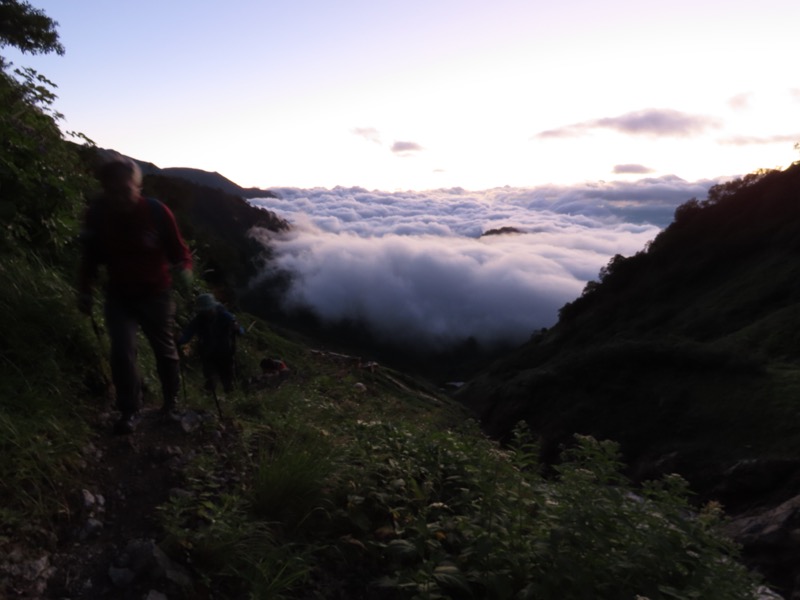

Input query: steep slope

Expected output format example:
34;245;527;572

455;164;800;504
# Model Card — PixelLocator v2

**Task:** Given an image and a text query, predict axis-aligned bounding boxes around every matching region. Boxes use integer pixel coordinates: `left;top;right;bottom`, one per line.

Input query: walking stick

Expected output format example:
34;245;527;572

210;386;224;420
179;352;188;405
90;313;103;343
89;312;113;390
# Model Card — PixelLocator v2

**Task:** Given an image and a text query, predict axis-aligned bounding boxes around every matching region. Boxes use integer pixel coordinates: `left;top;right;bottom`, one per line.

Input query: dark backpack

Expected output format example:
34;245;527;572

201;307;239;357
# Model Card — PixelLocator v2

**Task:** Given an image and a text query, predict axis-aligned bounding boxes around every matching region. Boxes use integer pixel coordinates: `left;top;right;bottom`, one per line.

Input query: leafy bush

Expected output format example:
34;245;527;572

323;420;759;599
0;65;89;258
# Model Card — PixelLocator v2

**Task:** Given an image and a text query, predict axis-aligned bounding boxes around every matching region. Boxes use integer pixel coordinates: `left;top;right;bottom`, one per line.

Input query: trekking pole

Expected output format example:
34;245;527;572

90;313;103;344
179;355;188;405
210;386;224;420
88;312;114;391
176;345;188;402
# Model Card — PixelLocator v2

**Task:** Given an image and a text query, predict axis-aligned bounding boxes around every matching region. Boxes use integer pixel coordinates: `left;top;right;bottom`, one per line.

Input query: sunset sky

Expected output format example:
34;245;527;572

7;0;800;192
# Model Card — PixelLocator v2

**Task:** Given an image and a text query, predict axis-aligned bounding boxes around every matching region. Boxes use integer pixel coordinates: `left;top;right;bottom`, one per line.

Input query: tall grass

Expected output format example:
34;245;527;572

0;253;96;523
159;489;309;599
249;425;337;529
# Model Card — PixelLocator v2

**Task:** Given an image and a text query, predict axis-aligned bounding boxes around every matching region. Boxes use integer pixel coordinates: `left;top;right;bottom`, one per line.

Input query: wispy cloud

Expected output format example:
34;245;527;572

613;164;654;175
719;133;800;146
535;108;720;139
728;92;753;111
391;140;424;155
352;129;426;159
248;177;721;350
352;127;382;144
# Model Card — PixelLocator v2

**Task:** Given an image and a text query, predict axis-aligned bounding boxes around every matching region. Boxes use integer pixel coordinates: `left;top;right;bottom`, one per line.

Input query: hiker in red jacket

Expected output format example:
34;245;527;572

77;155;193;434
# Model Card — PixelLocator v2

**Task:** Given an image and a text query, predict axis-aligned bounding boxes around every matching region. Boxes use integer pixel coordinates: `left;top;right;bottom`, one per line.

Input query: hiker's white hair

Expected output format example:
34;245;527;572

95;153;142;187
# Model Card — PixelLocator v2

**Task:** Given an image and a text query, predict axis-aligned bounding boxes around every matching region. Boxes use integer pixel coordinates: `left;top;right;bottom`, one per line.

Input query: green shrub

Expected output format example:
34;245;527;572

331;421;759;600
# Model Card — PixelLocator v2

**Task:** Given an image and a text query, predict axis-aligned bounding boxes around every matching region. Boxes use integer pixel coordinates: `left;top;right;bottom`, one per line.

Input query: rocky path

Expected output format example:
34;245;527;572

2;406;229;599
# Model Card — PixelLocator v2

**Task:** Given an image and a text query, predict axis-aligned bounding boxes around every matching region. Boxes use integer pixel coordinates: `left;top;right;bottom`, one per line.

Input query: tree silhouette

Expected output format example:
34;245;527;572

0;0;63;60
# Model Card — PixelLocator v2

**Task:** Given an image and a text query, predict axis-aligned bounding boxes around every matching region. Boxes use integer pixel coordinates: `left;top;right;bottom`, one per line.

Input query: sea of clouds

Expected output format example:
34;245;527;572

248;176;720;350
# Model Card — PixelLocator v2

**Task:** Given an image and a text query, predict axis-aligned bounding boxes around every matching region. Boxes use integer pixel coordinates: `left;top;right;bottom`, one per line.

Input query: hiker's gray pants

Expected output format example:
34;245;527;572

105;292;179;416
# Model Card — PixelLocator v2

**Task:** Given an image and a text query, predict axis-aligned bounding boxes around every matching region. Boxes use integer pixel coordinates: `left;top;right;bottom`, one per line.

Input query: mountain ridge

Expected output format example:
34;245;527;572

456;163;800;502
131;156;279;199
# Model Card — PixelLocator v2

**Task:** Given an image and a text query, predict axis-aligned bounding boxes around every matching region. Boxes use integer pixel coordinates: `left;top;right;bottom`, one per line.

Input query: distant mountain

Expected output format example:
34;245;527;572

132;161;279;199
160;167;278;199
481;226;523;236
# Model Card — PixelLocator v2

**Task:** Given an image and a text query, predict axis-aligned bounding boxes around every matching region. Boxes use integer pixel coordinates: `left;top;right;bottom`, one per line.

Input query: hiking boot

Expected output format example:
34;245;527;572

159;398;181;421
113;413;138;435
160;408;182;422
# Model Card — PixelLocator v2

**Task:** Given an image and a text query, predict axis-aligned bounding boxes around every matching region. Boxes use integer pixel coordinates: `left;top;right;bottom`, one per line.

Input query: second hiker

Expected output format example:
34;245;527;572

178;293;244;395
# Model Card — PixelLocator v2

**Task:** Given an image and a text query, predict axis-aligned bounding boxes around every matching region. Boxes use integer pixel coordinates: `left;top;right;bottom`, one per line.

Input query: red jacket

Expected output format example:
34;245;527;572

79;195;192;300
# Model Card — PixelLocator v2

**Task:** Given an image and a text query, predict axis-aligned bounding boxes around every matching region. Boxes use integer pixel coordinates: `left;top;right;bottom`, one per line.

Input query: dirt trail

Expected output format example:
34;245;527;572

2;405;229;599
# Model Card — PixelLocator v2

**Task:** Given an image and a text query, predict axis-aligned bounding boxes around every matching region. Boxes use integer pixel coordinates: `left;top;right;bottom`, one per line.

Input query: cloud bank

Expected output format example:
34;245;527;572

248;177;720;350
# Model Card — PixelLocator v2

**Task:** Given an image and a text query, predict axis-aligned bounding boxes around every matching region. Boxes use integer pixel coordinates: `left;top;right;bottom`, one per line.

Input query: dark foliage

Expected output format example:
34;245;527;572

557;166;800;343
0;0;63;58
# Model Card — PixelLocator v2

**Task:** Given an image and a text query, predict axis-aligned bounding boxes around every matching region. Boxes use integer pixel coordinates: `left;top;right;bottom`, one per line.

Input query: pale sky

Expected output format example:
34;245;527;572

6;0;800;192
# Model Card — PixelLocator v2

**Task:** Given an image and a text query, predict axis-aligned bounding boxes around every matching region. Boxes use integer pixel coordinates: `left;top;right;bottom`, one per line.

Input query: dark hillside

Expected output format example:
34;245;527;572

456;163;800;496
142;173;289;304
455;164;800;592
558;167;800;346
